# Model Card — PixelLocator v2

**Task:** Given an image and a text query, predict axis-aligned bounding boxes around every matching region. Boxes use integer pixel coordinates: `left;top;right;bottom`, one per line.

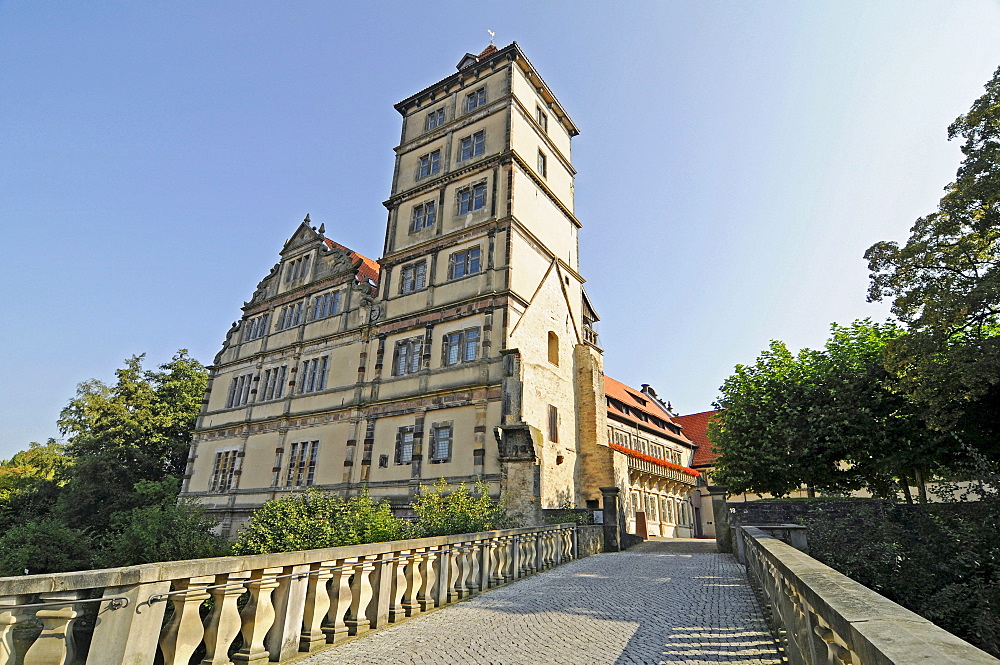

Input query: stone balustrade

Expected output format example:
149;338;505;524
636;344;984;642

0;523;601;665
740;525;1000;665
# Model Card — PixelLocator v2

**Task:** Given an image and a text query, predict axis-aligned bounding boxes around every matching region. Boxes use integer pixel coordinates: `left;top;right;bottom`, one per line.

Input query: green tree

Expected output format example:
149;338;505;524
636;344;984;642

711;321;937;499
231;489;410;555
0;517;93;576
0;439;69;530
411;479;512;536
56;350;208;531
865;65;1000;431
94;478;229;568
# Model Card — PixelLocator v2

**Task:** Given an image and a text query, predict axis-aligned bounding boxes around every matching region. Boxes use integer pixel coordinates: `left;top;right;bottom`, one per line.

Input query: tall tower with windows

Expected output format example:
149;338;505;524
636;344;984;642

181;43;607;532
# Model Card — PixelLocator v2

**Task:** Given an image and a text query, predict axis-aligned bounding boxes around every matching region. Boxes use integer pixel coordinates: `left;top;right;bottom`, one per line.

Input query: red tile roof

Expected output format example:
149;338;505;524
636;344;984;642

478;44;498;59
603;375;693;445
324;238;380;285
671;410;720;467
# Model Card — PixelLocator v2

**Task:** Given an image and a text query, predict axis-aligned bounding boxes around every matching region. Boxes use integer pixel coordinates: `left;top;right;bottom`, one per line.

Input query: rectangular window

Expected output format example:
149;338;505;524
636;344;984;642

285;440;320;487
242;313;269;342
548;405;559;442
448;247;481;280
537;150;547;178
299;356;329;394
259;365;287;401
393;337;424;376
271;446;284;487
400;261;427;294
210;450;238;492
277;302;304;331
465;87;486;112
457;182;487;214
409;201;436;233
226;373;255;408
425;108;445;131
418;150;441;179
430;425;452;463
536;105;548;132
310;291;341;321
284;255;311;283
442;328;480;366
459;130;485;161
396;428;414;465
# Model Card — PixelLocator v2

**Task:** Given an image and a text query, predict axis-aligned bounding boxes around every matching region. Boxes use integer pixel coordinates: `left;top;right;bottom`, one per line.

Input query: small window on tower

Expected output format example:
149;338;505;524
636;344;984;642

425;108;445;131
536;105;548;132
547;331;559;366
537;150;547;178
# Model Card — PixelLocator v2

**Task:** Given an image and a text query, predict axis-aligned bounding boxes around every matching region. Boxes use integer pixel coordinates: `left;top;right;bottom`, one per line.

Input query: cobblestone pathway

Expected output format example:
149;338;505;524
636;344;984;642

298;538;782;665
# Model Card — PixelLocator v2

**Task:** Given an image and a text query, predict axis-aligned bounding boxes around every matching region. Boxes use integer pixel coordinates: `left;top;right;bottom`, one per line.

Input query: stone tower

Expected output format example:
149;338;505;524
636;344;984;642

181;43;606;531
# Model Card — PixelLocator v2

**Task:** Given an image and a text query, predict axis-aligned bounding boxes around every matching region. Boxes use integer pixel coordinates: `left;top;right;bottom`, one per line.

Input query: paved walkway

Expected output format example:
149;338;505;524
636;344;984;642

297;538;782;665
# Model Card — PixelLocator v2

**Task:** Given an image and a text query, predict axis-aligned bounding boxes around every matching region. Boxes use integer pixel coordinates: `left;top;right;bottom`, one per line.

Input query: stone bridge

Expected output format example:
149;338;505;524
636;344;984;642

0;524;996;665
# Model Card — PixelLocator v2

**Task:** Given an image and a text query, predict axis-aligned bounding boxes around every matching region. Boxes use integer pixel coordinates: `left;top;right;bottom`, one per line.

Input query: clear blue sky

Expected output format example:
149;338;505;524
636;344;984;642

2;2;999;459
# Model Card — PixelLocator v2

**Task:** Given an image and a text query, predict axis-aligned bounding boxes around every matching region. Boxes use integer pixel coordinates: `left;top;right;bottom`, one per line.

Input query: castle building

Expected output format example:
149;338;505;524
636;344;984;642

180;43;700;536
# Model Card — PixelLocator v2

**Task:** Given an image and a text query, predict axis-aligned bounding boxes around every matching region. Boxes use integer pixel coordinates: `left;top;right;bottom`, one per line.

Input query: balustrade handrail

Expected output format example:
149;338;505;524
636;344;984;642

740;525;1000;665
0;522;567;597
0;522;605;665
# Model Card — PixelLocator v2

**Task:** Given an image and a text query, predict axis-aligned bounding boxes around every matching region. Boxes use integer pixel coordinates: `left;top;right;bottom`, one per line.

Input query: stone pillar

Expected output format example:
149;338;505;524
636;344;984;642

600;486;622;552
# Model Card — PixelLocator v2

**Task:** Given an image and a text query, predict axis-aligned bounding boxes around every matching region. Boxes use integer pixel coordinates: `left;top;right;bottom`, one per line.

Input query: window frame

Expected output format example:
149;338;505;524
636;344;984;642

209;449;238;493
418;150;441;179
465;87;487;112
395;426;415;465
399;260;428;294
392;337;424;376
409;200;437;233
537;150;547;178
457;181;487;215
447;246;482;280
310;291;342;321
284;440;320;487
299;356;329;394
429;424;453;463
459;130;485;161
442;327;480;366
425;107;445;131
548;404;559;443
536;105;548;132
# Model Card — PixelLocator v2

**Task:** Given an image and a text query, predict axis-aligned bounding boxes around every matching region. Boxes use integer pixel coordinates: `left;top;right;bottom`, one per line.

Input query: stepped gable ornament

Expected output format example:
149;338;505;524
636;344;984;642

249;263;281;304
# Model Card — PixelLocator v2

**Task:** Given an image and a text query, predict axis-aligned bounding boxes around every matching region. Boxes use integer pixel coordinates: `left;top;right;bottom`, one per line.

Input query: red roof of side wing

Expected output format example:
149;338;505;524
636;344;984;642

672;410;721;467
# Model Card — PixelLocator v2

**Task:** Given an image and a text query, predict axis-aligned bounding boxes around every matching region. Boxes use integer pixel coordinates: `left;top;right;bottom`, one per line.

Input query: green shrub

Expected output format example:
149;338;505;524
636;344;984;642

411;479;512;536
231;489;410;555
0;517;93;576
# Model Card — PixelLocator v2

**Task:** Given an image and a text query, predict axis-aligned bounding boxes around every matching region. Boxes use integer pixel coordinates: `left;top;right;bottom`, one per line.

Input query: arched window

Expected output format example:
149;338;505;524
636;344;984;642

547;331;559;365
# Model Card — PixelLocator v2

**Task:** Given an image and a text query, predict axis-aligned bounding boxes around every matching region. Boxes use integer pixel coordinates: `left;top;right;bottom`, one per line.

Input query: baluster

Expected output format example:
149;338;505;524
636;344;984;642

300;562;334;652
499;536;512;583
233;568;281;664
160;577;213;665
200;574;245;665
482;538;498;588
345;556;376;636
23;591;84;665
448;546;464;602
467;541;482;595
389;550;410;623
322;557;356;644
0;595;27;665
522;536;534;576
418;548;437;612
815;624;855;665
401;549;424;617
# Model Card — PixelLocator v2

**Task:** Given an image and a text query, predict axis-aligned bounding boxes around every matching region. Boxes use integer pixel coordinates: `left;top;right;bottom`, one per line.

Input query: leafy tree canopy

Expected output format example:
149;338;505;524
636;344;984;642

710;320;939;498
866;65;1000;428
0;517;93;576
56;350;208;531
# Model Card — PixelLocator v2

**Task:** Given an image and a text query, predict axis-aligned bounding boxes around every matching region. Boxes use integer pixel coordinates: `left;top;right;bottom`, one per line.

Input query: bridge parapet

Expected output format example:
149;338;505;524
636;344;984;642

741;525;999;665
0;523;602;665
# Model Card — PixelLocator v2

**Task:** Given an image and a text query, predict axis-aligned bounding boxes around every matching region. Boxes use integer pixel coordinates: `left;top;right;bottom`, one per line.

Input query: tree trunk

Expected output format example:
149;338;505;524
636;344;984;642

915;468;928;504
899;475;913;504
806;485;816;498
